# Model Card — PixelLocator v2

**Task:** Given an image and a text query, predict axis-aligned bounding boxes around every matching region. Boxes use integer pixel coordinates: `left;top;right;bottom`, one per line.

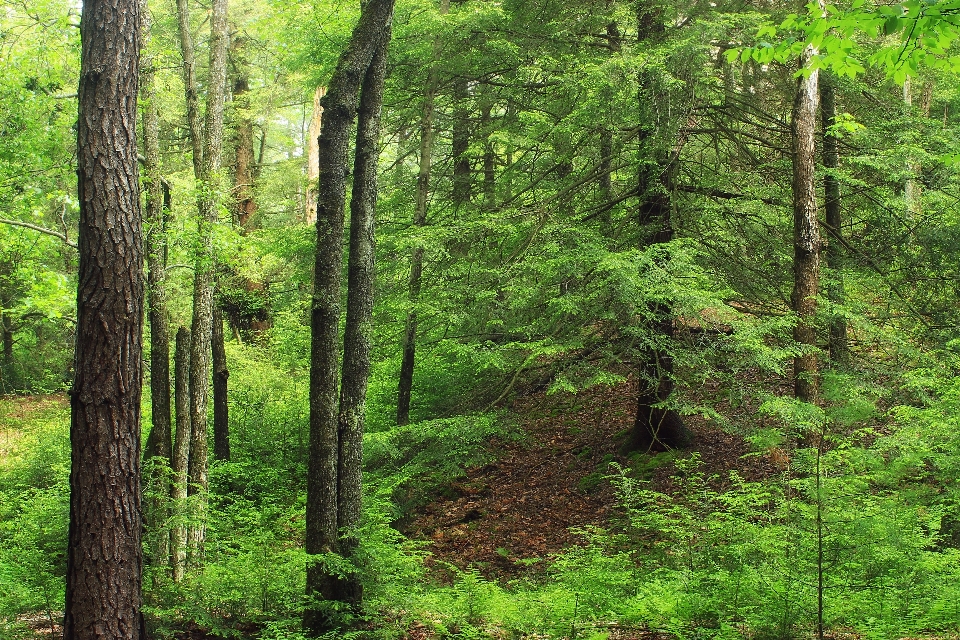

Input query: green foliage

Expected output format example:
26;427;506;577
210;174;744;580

365;413;514;519
0;398;69;632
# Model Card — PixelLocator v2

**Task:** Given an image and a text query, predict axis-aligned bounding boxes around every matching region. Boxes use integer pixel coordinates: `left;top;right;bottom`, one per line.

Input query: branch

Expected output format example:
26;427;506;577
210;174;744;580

0;218;77;248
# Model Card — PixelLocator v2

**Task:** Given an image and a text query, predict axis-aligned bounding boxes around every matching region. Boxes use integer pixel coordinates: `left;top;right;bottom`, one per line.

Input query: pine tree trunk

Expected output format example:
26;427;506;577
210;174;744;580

820;73;847;366
791;46;821;403
212;303;230;460
305;0;395;633
170;327;192;583
65;0;144;634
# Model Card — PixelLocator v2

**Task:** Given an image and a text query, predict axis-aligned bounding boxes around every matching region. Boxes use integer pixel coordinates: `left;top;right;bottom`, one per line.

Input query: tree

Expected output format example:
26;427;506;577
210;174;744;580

175;0;230;556
305;0;394;632
64;0;144;634
397;0;449;427
791;43;822;404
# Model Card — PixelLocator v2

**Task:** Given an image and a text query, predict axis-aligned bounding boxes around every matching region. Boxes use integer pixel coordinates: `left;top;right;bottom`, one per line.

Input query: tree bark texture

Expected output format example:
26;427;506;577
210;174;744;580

170;327;191;583
820;74;847;366
212;303;230;461
305;0;395;633
397;0;446;427
65;0;144;635
333;26;390;610
791;49;821;403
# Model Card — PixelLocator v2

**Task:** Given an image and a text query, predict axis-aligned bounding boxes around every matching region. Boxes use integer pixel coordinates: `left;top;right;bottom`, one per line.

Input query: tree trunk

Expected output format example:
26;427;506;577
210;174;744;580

177;0;230;558
232;35;258;231
452;79;471;207
170;327;192;583
0;310;15;393
140;3;172;573
628;6;688;453
820;73;847;367
397;0;447;427
333;24;390;611
481;100;495;209
142;36;171;463
791;46;821;403
212;303;230;461
305;0;395;633
65;0;144;634
176;0;203;176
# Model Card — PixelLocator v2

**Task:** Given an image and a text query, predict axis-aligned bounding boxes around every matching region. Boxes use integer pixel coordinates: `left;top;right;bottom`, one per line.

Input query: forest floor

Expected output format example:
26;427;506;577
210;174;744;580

408;376;786;583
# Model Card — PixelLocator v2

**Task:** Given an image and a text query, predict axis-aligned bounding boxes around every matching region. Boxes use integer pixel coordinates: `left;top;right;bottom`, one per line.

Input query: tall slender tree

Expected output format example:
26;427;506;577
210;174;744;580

791;44;821;403
305;0;395;632
65;0;144;634
820;73;847;366
175;0;230;556
397;0;448;427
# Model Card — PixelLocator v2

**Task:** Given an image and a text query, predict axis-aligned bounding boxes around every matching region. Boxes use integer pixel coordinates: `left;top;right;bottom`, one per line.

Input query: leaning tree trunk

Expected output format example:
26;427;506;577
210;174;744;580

820;73;847;367
65;0;144;635
305;0;395;633
397;0;447;427
170;327;192;583
791;45;821;403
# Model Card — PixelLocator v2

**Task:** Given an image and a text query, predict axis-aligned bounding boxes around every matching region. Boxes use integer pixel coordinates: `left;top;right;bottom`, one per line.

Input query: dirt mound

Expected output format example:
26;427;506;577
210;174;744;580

410;379;782;580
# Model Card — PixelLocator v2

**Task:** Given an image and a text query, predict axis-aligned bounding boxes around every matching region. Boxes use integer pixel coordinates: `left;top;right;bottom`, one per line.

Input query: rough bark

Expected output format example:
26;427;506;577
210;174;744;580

212;303;230;461
170;327;191;583
397;0;447;427
332;26;390;611
791;48;821;403
305;0;395;633
175;0;203;176
65;0;144;634
820;74;847;366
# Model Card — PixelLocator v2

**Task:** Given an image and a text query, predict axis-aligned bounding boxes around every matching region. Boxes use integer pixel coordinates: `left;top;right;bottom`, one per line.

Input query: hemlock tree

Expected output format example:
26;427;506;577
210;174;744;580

305;0;394;632
64;0;144;634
